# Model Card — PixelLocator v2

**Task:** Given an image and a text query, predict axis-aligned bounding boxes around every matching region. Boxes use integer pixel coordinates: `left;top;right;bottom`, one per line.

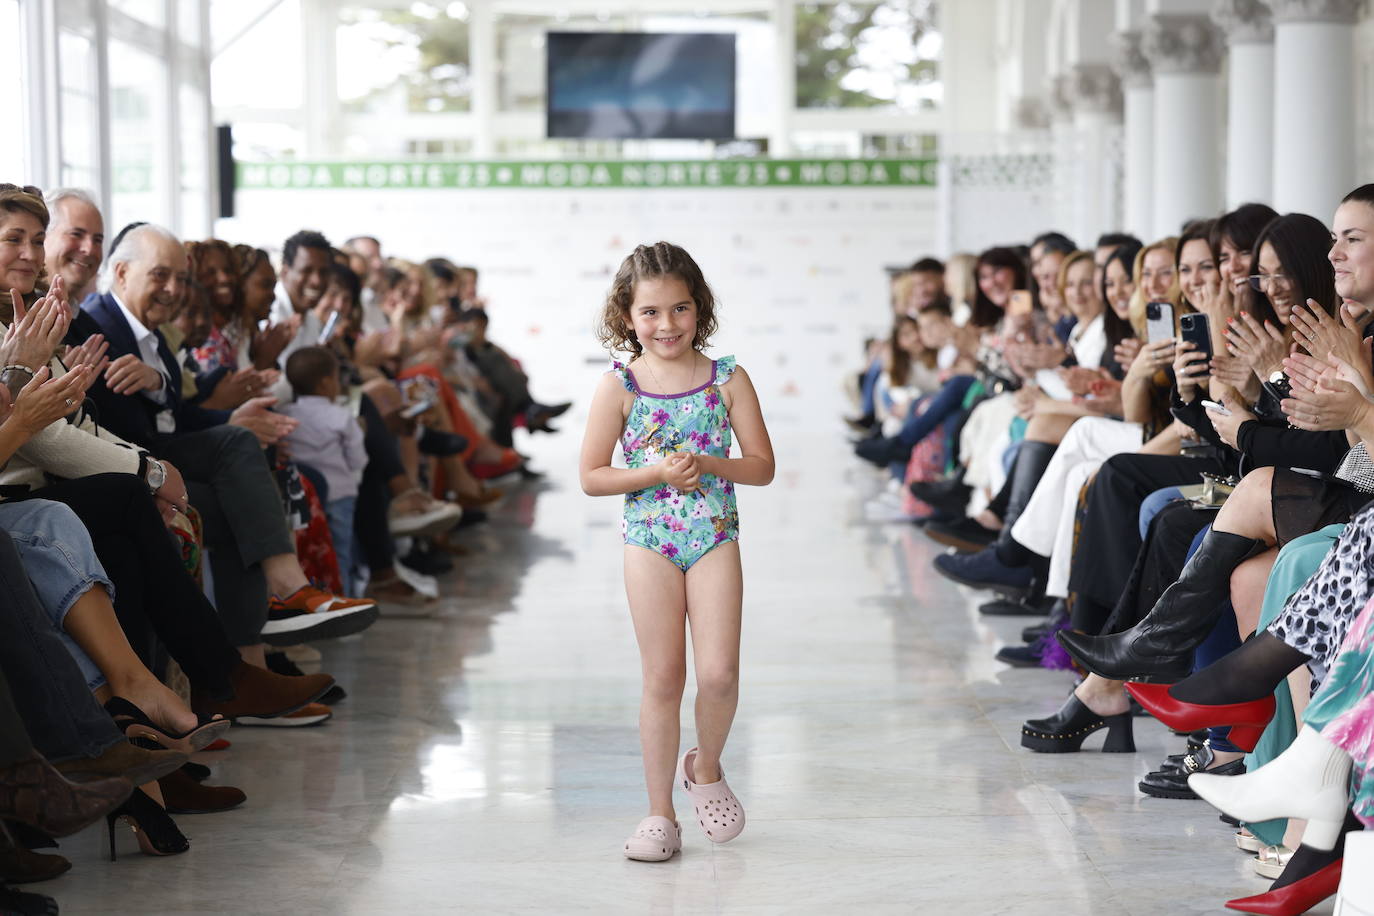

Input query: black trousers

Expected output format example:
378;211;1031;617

1095;499;1216;636
356;394;402;572
0;667;34;767
24;474;239;695
0;530;124;763
158;424;294;644
1067;453;1226;611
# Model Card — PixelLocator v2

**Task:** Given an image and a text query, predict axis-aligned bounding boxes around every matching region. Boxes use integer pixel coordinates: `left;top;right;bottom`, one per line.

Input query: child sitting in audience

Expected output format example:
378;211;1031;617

280;347;368;592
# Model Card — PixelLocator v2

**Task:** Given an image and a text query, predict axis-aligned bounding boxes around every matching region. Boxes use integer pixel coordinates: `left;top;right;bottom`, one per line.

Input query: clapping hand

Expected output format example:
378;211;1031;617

251;317;299;370
104;353;164;395
1223;311;1286;379
1281;350;1374;432
63;333;111;377
0;279;72;372
0;364;96;436
228;395;299;447
661;451;700;493
1291;300;1366;374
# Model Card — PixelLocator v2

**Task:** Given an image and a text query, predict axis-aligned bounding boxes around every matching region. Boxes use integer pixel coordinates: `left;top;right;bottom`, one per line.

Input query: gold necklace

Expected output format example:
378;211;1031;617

641;351;697;395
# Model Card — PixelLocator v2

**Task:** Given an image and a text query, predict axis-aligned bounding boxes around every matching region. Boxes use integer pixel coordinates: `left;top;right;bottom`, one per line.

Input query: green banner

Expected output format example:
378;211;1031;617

235;158;938;191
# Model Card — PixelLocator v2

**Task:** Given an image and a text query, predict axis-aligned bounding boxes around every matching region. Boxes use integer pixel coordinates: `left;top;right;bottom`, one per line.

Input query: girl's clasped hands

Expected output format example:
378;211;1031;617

660;451;701;493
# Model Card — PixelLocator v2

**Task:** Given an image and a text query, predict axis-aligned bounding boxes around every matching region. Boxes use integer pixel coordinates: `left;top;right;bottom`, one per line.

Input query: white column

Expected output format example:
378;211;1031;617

301;0;340;158
1269;0;1360;216
1143;13;1224;238
1111;29;1154;238
770;0;795;156
469;0;496;158
1068;63;1123;244
1212;0;1274;206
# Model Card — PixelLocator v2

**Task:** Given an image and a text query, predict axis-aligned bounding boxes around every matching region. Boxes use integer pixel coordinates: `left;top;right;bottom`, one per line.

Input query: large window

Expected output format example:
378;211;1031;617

795;0;940;111
108;41;168;230
58;28;101;191
1;0;25;181
337;4;471;114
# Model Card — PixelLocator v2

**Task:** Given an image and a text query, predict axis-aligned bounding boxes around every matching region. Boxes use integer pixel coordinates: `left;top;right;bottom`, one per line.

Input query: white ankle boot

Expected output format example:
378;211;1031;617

1189;725;1352;851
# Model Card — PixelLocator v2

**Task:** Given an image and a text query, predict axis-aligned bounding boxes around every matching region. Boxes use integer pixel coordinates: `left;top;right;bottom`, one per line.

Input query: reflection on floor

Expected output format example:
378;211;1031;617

48;424;1282;915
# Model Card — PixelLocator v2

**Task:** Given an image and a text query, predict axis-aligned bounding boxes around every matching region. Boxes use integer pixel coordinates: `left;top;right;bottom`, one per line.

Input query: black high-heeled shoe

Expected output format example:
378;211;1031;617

1021;694;1136;753
104;697;230;754
104;788;189;862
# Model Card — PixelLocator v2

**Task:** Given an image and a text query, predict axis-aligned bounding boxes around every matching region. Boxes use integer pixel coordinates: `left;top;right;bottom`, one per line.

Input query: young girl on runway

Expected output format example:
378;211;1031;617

580;242;775;861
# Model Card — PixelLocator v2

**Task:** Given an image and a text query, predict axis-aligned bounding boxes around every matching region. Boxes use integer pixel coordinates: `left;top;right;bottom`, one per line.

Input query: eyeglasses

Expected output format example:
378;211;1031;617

1247;273;1292;292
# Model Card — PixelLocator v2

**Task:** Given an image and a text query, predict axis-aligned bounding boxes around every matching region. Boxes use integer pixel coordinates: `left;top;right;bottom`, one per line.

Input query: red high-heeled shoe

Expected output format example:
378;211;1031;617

1124;682;1276;752
1225;859;1341;914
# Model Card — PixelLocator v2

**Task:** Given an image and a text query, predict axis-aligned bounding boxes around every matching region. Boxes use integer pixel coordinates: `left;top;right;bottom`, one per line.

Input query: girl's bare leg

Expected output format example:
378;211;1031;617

624;546;688;820
684;542;744;785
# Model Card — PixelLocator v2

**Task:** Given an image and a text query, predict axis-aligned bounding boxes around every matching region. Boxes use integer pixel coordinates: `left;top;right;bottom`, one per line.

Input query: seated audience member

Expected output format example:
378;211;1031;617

42;188;104;307
280;347;368;592
69;222;376;659
454;307;570;444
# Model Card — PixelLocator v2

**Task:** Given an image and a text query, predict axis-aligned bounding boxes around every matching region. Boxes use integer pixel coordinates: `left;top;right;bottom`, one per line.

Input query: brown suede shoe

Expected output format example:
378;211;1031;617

158;768;246;815
53;741;188;787
0;751;133;838
191;660;334;721
0;842;69;885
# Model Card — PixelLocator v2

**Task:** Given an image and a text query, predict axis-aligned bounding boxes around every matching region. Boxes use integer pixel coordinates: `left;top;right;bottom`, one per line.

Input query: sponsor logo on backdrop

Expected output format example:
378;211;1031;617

236;159;938;191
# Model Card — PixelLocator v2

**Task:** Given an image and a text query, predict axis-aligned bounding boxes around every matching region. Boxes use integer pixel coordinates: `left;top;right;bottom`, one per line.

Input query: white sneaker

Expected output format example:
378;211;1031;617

394;561;440;599
389;501;463;537
236;702;333;727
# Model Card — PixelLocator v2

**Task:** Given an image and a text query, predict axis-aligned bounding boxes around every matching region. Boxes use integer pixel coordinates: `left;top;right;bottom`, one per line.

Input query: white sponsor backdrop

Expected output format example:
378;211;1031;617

221;185;939;423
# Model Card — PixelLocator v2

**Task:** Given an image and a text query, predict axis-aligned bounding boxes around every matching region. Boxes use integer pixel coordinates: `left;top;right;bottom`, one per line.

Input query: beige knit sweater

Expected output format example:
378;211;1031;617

0;322;145;496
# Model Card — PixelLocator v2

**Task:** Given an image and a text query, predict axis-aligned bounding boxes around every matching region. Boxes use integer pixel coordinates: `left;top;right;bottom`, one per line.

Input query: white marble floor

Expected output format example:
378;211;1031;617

45;417;1307;915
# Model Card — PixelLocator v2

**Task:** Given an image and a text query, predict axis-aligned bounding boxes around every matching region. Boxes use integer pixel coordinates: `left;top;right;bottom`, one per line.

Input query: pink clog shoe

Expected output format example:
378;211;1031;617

623;816;681;861
678;747;745;843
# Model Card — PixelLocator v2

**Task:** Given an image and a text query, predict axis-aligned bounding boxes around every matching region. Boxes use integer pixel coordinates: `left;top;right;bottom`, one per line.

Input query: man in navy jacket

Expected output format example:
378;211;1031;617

72;224;377;674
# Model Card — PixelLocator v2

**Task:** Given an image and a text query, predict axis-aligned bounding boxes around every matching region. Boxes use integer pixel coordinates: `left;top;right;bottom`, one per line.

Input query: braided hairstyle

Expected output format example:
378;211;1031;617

597;242;718;356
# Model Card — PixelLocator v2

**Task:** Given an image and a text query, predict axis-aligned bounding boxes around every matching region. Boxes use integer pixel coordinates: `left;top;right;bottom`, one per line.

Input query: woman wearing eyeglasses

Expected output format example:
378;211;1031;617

1222;213;1363;403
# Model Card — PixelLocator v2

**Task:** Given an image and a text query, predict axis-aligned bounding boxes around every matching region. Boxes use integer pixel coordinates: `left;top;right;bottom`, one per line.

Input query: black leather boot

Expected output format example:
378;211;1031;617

1057;531;1265;680
996;441;1058;538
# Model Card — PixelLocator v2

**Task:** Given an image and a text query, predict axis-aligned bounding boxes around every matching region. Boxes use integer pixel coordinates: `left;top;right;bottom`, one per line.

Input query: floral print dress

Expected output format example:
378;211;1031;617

1303;593;1374;828
615;356;740;572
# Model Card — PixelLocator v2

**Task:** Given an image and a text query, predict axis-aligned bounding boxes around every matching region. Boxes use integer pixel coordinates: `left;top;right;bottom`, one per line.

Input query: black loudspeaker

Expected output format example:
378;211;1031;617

215;124;234;219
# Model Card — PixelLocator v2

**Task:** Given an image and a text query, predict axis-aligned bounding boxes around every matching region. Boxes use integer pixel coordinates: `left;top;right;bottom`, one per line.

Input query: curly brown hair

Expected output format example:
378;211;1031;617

596;242;718;356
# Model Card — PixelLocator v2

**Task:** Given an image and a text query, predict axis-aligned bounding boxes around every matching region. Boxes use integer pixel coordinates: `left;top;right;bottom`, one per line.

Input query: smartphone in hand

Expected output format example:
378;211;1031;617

1146;301;1175;344
1179;312;1213;371
1201;399;1231;416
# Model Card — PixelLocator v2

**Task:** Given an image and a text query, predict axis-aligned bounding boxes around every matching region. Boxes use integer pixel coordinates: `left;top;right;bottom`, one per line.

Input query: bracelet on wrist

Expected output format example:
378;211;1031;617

1;364;35;377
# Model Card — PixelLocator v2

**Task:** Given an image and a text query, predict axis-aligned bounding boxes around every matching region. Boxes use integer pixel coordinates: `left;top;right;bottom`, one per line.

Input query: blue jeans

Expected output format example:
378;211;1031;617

326;496;357;594
0;529;124;762
897;375;976;449
1139;486;1185;540
0;499;112;691
860;358;883;416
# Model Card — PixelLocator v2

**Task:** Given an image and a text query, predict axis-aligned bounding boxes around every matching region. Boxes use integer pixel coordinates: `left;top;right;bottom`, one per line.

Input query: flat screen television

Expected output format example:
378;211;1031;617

546;32;736;140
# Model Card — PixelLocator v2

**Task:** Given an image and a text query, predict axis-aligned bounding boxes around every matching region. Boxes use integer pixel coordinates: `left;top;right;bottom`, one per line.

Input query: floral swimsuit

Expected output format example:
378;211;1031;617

614;356;740;572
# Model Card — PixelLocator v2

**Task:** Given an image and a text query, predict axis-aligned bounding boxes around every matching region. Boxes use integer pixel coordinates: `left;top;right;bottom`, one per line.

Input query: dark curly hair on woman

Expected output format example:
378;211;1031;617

597;242;719;356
